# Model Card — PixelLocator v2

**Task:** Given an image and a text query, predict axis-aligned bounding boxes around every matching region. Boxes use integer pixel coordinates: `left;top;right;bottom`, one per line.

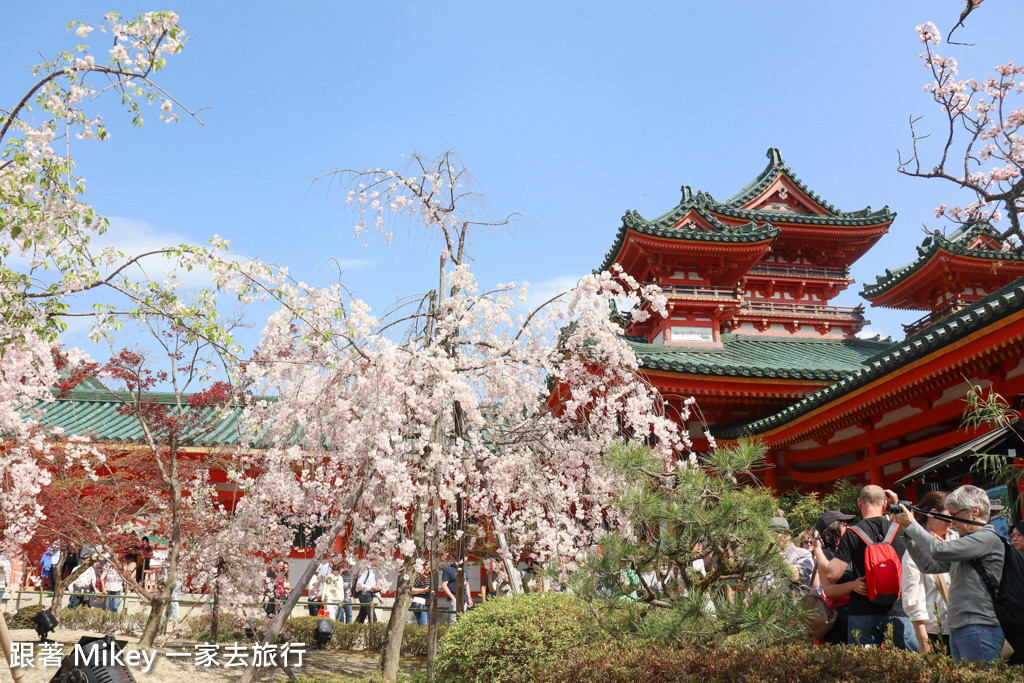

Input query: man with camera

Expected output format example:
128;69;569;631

812;485;918;650
886;485;1006;664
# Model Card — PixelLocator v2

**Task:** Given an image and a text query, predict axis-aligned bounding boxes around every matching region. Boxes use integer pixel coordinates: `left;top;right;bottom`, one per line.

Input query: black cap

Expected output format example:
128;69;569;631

816;510;855;533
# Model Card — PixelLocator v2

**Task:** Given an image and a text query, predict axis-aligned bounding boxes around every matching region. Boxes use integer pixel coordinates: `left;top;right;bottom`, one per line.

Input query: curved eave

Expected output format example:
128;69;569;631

705;203;894;229
714;278;1024;440
861;244;1024;304
637;353;856;381
595;220;779;274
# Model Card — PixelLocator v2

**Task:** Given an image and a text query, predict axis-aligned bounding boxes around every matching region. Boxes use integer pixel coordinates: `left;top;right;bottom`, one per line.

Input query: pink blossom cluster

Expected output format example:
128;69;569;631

910;22;1024;238
222;158;691;576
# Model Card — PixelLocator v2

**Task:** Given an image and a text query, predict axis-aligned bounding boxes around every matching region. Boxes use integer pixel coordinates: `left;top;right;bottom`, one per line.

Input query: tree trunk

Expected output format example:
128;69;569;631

211;560;222;643
49;551;68;619
138;589;171;649
239;474;367;683
426;464;441;681
0;612;27;683
379;500;424;682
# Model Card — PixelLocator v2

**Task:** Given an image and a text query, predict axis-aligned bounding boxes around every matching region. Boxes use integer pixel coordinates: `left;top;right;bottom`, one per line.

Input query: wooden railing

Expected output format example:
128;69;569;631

741;301;864;317
652;283;741;300
902;299;964;336
746;264;849;279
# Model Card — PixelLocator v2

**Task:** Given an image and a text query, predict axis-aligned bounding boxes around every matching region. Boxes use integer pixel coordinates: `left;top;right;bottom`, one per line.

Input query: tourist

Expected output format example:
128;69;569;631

355;558;381;624
411;560;432;625
809;510;859;645
341;559;355;623
0;551;10;605
480;559;507;602
439;559;473;622
320;559;345;620
900;491;952;654
889;486;1005;664
308;555;333;616
768;516;814;591
521;553;542;593
99;559;125;612
68;560;97;609
816;485;918;650
1011;521;1024;557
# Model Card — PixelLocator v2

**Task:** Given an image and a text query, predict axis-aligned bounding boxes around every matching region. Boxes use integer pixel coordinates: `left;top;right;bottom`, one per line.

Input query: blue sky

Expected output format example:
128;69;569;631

3;1;1023;355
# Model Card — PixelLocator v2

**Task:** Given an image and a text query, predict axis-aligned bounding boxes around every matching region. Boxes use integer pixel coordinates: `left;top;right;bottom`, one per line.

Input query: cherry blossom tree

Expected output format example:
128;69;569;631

229;152;690;683
0;13;261;672
898;19;1024;245
0;9;241;556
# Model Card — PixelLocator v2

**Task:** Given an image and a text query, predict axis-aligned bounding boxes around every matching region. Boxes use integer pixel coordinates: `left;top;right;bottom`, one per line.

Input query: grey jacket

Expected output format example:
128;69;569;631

902;521;1003;631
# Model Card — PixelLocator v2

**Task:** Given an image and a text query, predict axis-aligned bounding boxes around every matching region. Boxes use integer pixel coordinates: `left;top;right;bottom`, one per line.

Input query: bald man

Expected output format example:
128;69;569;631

810;484;918;650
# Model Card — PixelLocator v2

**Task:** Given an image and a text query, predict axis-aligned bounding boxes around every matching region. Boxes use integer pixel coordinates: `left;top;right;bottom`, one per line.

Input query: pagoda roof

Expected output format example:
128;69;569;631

595;207;778;274
718;148;895;226
714;275;1024;439
35;389;246;447
630;333;890;381
861;222;1024;302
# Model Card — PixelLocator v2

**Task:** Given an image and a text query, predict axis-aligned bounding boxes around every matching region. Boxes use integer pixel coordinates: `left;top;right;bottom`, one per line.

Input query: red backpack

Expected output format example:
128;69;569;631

847;522;902;607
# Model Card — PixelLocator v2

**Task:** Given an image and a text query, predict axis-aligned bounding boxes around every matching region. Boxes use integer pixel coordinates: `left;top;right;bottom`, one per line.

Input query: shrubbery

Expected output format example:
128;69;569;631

58;606;147;636
433;592;600;683
9;604;45;629
281;616;444;655
538;642;1021;683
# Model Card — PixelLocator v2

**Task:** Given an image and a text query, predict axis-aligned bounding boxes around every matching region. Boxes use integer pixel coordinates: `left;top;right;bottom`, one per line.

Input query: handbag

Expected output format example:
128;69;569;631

799;566;836;640
317;605;329;618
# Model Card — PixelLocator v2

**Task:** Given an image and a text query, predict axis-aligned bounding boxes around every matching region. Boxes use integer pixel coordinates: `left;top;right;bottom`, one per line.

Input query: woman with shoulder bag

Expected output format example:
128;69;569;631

899;491;952;654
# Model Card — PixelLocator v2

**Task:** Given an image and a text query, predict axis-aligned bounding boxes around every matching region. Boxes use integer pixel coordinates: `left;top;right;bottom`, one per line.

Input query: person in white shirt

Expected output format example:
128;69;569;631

308;557;333;616
354;559;381;624
99;561;125;612
0;552;11;604
69;562;96;609
900;491;953;653
320;560;346;620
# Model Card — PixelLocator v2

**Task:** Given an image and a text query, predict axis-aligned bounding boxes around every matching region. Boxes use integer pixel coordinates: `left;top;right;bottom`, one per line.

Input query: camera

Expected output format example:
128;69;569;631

886;500;913;515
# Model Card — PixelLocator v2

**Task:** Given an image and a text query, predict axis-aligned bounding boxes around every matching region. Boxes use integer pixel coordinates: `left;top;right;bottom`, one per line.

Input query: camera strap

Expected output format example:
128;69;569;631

911;506;985;527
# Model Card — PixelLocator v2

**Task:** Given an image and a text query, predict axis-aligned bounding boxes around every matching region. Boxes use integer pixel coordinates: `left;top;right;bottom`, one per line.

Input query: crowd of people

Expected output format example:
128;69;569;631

778;484;1020;665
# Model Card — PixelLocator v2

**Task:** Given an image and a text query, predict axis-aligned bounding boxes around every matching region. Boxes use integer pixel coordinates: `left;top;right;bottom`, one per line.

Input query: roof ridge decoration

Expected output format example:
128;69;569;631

714;276;1024;439
861;221;1024;299
724;148;838;215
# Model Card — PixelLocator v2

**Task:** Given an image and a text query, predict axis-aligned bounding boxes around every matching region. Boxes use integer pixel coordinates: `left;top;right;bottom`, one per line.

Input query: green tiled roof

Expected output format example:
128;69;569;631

596;148;893;275
714;276;1024;439
37;389;245;447
861;222;1023;299
630;334;891;381
595;208;778;274
722;148;894;227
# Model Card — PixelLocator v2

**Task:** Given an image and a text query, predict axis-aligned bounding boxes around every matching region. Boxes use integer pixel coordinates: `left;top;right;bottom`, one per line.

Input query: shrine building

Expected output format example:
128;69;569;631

600;148;1024;498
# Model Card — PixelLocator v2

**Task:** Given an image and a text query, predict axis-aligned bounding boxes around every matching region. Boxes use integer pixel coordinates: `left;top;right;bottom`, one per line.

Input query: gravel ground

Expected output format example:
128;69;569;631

0;628;408;682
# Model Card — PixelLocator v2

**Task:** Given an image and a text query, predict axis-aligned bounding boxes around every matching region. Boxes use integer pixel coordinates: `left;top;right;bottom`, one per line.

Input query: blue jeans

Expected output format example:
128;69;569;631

105;591;121;612
342;603;353;623
413;602;428;626
950;624;1004;664
847;614;918;651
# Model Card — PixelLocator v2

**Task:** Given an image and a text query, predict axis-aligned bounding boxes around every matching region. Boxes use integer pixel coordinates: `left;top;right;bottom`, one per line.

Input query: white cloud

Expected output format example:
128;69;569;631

520;274;584;313
96;216;213;287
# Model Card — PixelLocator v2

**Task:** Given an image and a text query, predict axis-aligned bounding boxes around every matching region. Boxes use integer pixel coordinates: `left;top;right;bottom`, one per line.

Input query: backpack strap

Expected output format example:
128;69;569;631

968;530;1002;604
847;525;872;545
883;522;900;545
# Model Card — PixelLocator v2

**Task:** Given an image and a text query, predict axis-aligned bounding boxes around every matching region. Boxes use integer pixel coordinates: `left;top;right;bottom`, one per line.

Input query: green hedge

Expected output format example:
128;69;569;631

434;593;600;683
539;643;1021;683
9;605;45;629
281;616;444;655
57;606;147;636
